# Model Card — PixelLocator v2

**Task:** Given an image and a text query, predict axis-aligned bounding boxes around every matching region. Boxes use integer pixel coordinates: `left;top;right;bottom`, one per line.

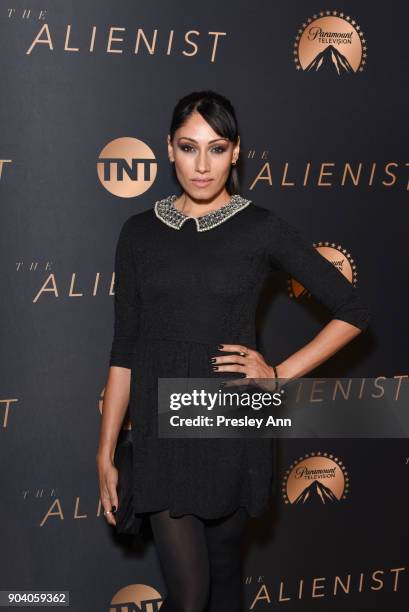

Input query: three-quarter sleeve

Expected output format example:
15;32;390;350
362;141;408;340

265;210;371;331
109;216;140;369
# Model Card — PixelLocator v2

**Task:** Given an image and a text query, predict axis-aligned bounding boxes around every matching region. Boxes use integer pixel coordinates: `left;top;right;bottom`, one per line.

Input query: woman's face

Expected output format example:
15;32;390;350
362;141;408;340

167;111;240;201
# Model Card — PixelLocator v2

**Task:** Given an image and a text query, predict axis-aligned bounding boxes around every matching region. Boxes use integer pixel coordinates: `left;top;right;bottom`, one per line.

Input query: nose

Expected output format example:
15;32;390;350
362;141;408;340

195;149;210;174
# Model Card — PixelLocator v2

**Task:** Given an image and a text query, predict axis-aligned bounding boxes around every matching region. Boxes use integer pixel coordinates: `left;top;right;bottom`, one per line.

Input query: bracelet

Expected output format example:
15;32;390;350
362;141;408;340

271;364;279;392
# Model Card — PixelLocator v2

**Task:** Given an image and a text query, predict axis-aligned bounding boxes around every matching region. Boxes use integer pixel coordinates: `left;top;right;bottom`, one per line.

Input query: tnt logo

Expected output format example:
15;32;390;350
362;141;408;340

110;584;163;611
97;137;157;197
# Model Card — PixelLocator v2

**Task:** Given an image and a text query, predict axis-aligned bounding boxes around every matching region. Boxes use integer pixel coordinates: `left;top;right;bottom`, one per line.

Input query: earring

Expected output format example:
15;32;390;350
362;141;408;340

232;159;237;166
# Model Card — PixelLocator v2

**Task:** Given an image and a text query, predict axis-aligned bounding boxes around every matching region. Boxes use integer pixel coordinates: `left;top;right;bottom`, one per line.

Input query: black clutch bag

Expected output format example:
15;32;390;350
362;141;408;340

113;428;143;535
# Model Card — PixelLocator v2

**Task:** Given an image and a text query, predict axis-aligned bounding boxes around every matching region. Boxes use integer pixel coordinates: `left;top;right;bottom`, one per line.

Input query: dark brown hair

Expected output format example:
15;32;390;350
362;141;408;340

169;90;240;195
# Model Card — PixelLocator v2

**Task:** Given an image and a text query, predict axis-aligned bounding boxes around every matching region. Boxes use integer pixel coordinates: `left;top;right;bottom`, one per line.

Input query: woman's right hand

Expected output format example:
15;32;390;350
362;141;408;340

96;453;119;527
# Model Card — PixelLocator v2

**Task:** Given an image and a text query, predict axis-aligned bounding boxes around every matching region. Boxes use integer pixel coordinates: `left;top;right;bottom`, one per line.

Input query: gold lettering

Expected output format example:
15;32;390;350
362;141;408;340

390;567;406;591
370;570;384;590
208;31;226;62
303;162;311;185
40;498;64;526
33;273;59;302
64;24;79;52
74;497;87;519
382;162;398;186
282;162;295;186
249;162;272;190
311;576;325;597
107;27;125;53
318;162;335;186
69;273;84;297
0;399;18;428
333;574;351;594
135;29;158;54
26;23;53;54
341;162;362;186
183;31;199;57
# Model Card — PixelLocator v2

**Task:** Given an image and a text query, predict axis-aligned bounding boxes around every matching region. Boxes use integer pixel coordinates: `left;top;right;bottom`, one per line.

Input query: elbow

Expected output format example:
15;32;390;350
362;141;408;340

332;302;371;334
355;305;371;332
334;285;371;333
109;338;137;369
109;356;132;369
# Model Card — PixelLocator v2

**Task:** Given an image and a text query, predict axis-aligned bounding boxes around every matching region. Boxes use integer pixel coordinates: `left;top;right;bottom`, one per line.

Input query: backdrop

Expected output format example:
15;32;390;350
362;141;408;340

1;1;408;610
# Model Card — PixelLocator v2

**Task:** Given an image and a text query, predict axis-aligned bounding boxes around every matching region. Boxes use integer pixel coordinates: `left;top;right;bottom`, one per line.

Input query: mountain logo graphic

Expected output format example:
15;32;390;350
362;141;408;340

294;11;366;74
293;479;339;504
287;242;357;299
282;452;349;505
305;44;353;74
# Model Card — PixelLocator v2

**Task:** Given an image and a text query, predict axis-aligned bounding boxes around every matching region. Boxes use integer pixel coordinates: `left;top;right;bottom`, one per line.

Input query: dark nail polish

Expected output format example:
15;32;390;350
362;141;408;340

211;357;217;363
213;366;219;370
218;344;224;349
111;505;117;512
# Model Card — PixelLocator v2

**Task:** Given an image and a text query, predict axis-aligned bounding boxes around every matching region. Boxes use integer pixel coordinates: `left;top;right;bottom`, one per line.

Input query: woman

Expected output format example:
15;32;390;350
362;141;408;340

96;90;370;611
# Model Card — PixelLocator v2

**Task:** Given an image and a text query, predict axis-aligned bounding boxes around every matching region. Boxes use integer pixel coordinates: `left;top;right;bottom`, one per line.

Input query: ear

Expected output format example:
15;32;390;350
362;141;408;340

167;134;174;162
232;135;240;162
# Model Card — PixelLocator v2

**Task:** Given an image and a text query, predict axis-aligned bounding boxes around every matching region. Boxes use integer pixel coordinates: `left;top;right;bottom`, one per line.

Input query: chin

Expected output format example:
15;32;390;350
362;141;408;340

188;183;224;200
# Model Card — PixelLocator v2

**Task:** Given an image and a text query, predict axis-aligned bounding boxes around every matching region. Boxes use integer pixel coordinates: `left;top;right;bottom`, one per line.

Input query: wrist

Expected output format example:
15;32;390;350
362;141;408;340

96;445;115;465
271;362;292;381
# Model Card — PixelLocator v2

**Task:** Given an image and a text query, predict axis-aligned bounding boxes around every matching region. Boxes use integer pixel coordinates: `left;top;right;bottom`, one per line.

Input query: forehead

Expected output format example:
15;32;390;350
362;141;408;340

176;112;225;141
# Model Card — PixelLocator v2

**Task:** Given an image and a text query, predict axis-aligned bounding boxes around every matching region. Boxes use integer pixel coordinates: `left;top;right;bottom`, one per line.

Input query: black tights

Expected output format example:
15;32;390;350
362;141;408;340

149;506;249;612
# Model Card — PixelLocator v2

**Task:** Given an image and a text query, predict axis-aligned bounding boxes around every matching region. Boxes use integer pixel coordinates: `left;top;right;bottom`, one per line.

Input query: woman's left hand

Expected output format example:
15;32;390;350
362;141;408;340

210;343;277;390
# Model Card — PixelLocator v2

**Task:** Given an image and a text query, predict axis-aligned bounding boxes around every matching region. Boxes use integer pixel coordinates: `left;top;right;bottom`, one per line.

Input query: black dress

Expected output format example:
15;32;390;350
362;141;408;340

109;194;370;533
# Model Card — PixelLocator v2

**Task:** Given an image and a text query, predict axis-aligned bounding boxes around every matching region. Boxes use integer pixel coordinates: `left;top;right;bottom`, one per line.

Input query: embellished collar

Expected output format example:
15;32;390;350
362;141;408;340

154;194;252;232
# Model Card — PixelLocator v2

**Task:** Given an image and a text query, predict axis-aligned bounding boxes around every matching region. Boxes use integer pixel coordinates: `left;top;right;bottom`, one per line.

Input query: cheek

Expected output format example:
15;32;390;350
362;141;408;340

174;153;194;177
213;155;232;176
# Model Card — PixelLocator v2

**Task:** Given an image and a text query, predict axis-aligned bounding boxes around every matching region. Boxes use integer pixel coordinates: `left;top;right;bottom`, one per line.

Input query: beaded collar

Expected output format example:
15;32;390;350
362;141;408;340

154;194;252;232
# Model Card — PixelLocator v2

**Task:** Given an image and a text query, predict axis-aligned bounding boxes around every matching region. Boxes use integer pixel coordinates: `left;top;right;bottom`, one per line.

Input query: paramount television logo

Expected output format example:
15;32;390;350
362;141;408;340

282;452;349;505
294;10;366;74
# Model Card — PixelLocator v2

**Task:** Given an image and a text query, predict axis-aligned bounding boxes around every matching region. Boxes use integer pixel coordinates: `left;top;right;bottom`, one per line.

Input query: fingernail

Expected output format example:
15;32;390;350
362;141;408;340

213;366;219;370
210;357;217;363
218;344;224;349
111;505;117;512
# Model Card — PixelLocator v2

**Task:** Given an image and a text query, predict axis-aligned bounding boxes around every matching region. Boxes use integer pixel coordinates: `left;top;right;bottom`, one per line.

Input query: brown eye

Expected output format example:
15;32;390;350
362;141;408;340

211;146;226;154
179;144;195;153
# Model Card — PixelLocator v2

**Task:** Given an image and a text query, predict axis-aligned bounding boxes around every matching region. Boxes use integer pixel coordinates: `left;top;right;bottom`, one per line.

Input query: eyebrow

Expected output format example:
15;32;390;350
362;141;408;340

177;137;229;144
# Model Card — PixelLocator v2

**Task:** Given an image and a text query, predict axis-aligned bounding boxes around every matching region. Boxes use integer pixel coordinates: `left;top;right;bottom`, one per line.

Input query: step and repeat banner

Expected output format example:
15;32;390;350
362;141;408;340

1;1;408;610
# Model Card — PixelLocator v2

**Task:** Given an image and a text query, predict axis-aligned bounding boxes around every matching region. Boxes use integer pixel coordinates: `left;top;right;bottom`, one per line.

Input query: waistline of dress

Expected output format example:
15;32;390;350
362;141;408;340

136;332;257;349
